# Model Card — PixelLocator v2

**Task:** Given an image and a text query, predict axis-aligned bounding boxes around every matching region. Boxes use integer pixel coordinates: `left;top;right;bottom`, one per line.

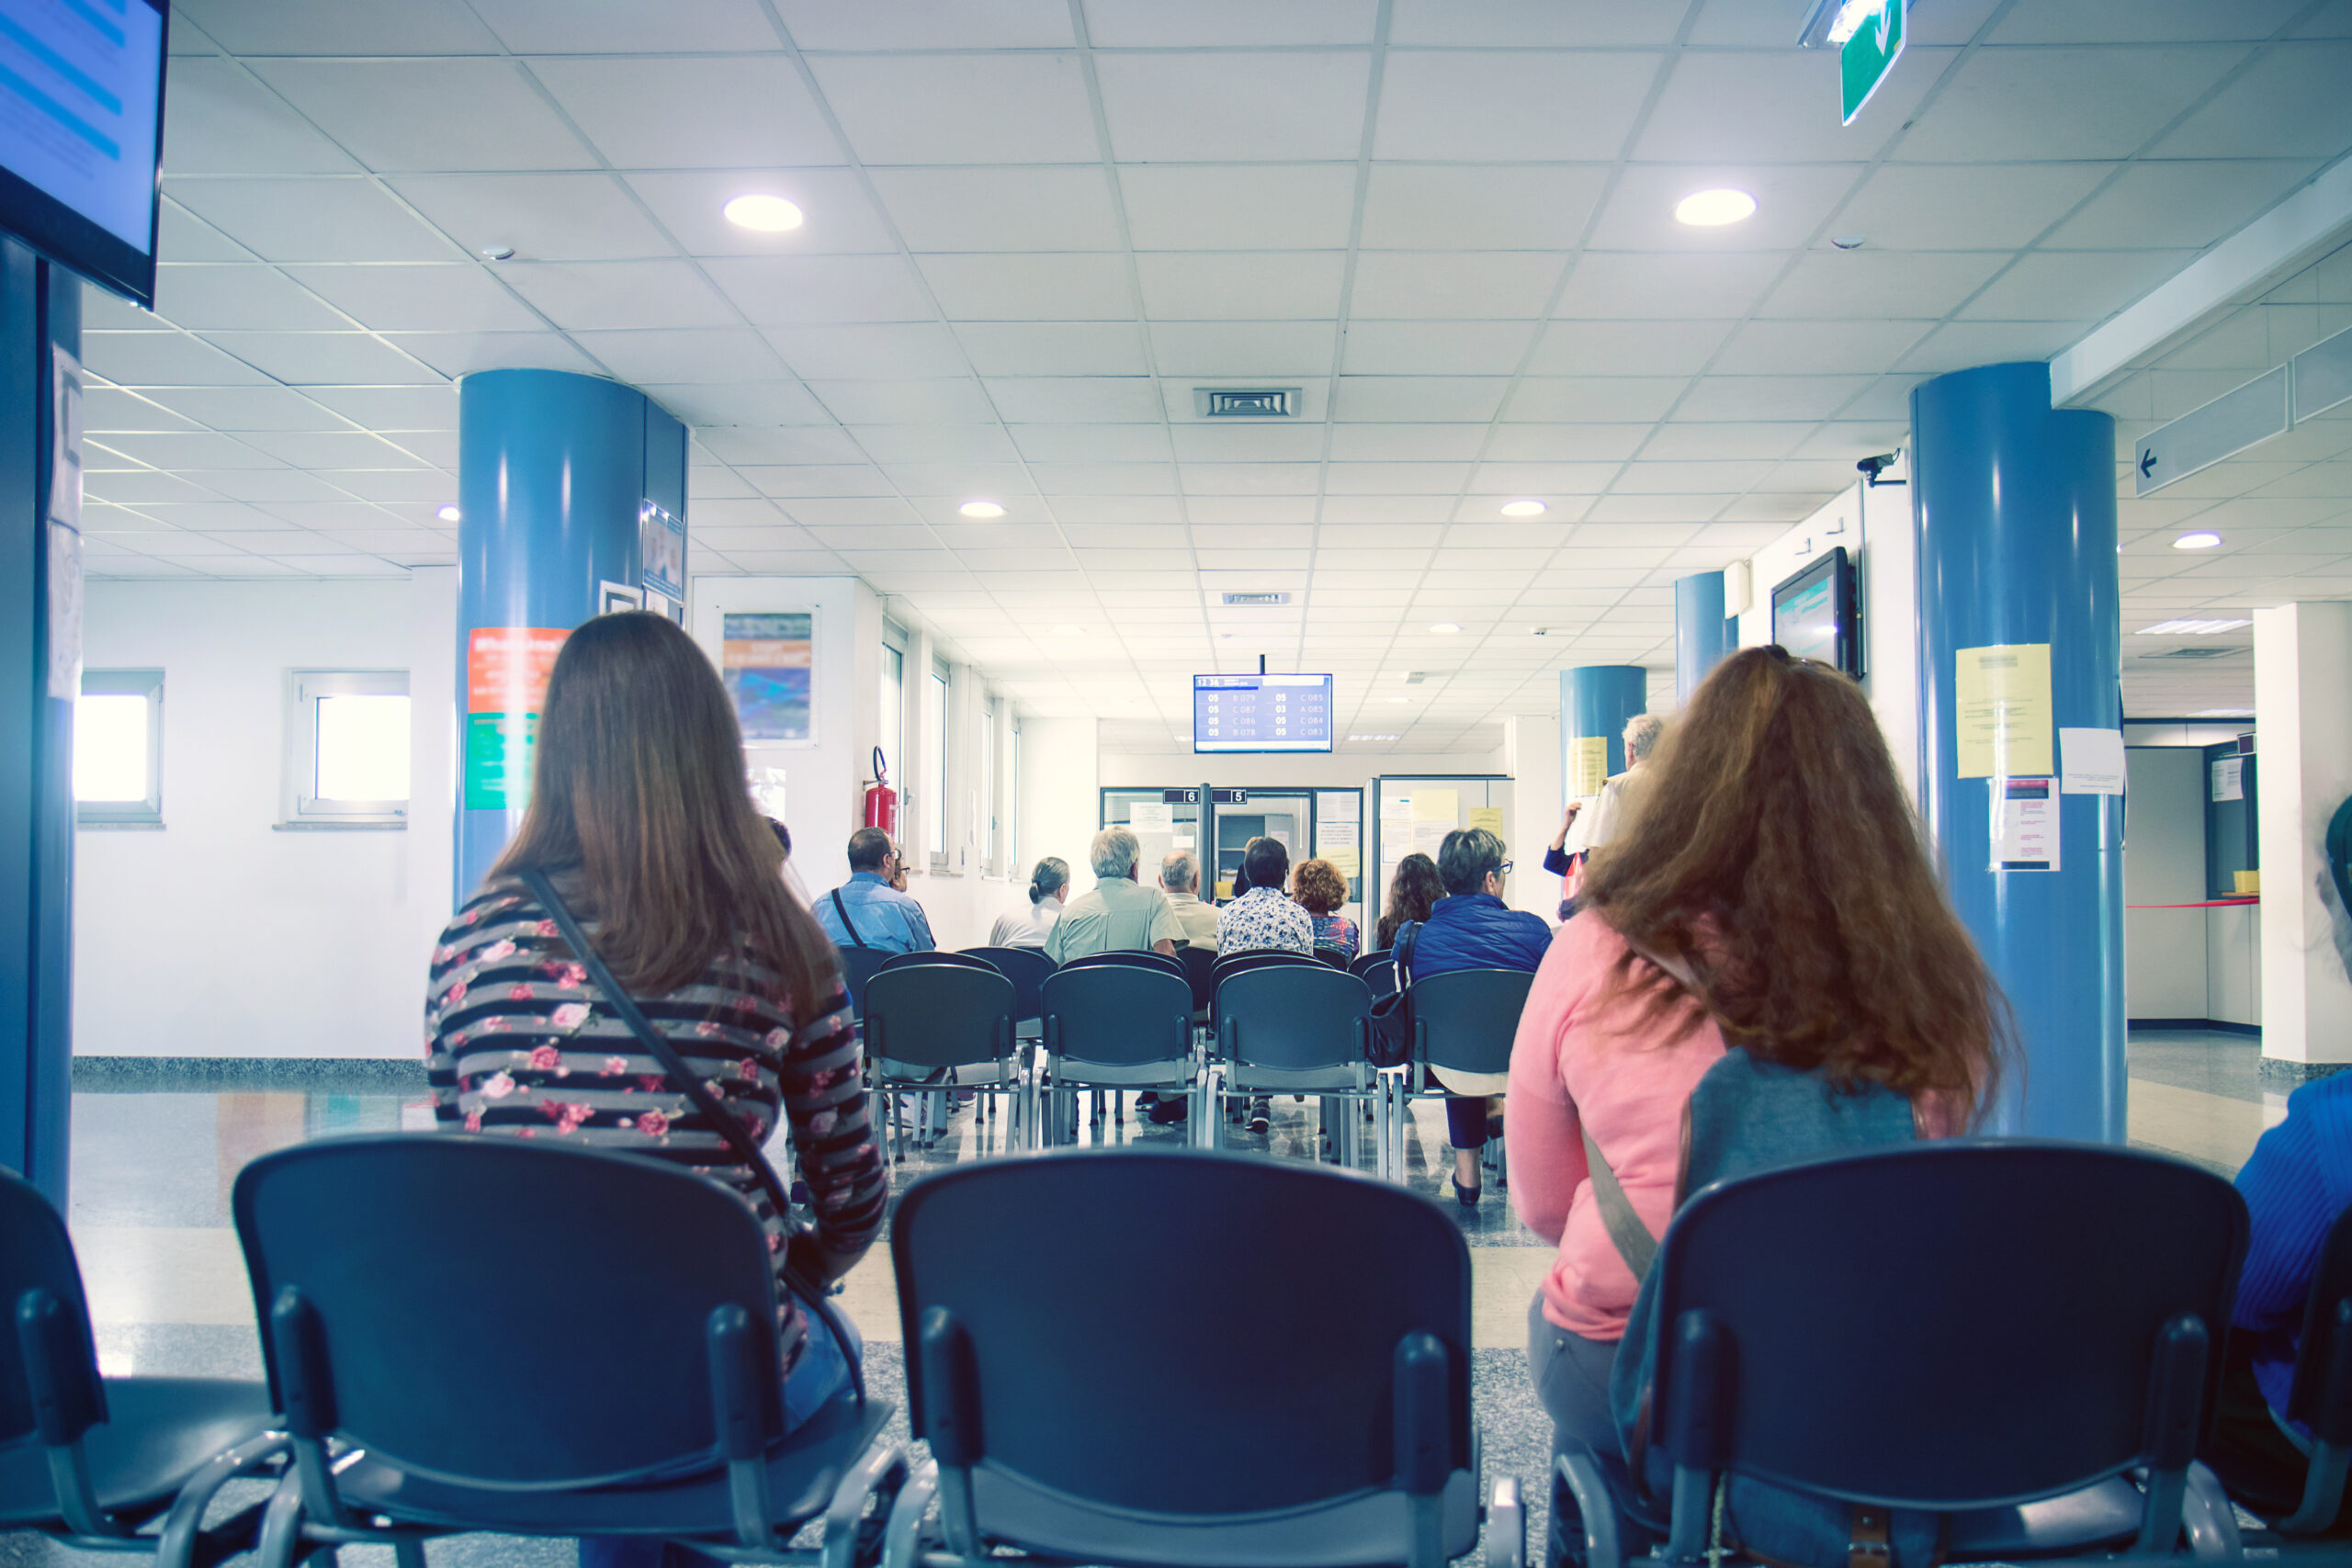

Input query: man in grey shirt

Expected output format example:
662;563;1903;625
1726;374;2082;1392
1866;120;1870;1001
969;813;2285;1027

1158;851;1221;953
1045;828;1182;963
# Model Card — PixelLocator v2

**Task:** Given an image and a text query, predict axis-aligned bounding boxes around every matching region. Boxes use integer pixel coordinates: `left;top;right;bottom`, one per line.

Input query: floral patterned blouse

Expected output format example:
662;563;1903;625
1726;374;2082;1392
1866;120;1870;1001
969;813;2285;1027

424;876;887;1377
1311;912;1361;962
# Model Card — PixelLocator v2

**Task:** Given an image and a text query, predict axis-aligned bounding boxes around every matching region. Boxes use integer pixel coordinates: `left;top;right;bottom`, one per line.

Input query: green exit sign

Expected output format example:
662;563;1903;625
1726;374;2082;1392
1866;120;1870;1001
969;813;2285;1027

1840;0;1906;125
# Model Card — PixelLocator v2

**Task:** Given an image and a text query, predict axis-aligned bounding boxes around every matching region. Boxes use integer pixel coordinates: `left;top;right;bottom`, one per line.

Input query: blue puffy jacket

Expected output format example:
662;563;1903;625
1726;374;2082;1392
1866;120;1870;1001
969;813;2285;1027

1406;893;1551;980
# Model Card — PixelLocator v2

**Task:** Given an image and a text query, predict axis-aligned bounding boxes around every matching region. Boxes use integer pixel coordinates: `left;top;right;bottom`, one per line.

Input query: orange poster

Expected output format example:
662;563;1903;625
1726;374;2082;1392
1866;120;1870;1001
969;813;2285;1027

467;627;568;715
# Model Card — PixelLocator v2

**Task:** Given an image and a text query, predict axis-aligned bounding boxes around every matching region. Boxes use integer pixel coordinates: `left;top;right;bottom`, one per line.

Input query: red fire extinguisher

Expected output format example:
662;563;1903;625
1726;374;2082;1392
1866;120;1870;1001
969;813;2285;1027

864;746;898;837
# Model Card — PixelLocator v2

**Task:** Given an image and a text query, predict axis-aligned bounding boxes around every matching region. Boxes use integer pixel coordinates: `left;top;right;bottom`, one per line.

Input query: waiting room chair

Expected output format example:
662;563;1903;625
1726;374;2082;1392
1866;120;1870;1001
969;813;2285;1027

959;946;1054;1042
877;950;997;976
1556;1142;2248;1568
1205;949;1322;1030
1035;964;1197;1147
1360;955;1400;1002
0;1168;277;1567
865;963;1025;1161
1057;949;1185;981
1315;947;1352;970
1394;969;1533;1191
834;945;894;1021
1209;964;1385;1171
2239;1201;2352;1537
884;1149;1521;1568
1177;944;1217;1023
1351;947;1394;977
232;1135;901;1568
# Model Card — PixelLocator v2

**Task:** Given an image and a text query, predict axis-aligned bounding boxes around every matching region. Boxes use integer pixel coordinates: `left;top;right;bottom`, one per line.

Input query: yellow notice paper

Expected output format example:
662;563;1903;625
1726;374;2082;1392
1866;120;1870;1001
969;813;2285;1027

1468;807;1504;839
1326;847;1361;878
1955;643;2053;779
1413;788;1459;823
1570;735;1610;796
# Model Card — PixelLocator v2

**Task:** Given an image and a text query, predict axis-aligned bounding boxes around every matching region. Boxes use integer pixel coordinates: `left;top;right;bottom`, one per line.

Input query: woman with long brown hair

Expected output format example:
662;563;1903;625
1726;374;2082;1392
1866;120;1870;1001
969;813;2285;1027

1373;852;1444;951
423;614;887;1492
1506;646;2006;1485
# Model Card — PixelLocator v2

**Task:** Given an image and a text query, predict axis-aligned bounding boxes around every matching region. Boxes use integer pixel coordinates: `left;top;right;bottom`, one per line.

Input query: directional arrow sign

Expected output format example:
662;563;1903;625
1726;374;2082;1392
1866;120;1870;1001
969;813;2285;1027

2134;367;2290;497
1840;0;1906;125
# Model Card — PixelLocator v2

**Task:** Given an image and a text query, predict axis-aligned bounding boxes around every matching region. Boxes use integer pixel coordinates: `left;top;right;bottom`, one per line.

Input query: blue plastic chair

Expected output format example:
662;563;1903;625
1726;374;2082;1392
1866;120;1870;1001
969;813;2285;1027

1559;1141;2248;1567
0;1168;277;1565
886;1149;1521;1568
865;963;1023;1160
1210;964;1382;1168
960;946;1055;1040
834;945;894;1021
1395;969;1532;1190
232;1134;900;1568
1057;949;1185;981
1036;964;1197;1146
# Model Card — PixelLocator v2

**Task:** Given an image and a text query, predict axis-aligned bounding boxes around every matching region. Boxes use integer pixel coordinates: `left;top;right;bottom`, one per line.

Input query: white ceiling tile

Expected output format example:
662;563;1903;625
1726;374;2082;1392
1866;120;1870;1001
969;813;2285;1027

237;432;428;468
571;329;790;383
1611;461;1773;494
1083;0;1375;44
1327;423;1488;461
763;323;972;380
1166;423;1326;461
1994;0;2306;43
702;255;935;324
639;382;833;426
163;59;359;176
1960;251;2200;323
1029;463;1179;492
1675;375;1872;423
1503;378;1685;423
170;179;463;264
1895;45;2245;163
2154;41;2352;158
1011;423;1171;463
81;332;275;386
387;331;603;378
94;432;281;470
390;174;673;262
1636;48;1948;163
774;0;1074;49
1836;164;2115;251
865;166;1122;254
1350;252;1565;319
1332;378;1509;423
473;0;779;51
1120;164;1359;250
1134;251;1346;320
1712;319;1933;375
277;265;547;333
83;389;209;433
1181;463;1319;495
1522;319;1732;378
530;56;843;169
1641;422;1812;460
807;379;993;423
1358;164;1609;251
1758;250;2008;319
1186;498;1319;526
1374;51;1663;161
249;59;597;174
1483;423;1651;460
1556;252;1786;319
300;386;459;430
695;428;870;467
743;466;894;498
315;468;458;503
988;378;1164;423
148;265;347;333
918;254;1135;320
1465;459;1617;491
1094;51;1371;163
171;0;500;53
956;321;1149;377
808;54;1100;165
1389;0;1685;46
497;260;741;331
1343;321;1538;376
1326;461;1472;493
1148;321;1337;378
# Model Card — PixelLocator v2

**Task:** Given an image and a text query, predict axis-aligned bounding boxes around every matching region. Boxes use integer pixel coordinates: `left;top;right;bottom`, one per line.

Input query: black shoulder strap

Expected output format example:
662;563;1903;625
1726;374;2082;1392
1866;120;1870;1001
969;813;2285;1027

831;887;869;948
514;868;863;1404
1396;919;1419;989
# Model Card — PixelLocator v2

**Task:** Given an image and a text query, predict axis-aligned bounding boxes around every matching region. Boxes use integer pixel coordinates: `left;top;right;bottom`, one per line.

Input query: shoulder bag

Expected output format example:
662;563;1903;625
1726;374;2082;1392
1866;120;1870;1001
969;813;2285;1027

514;866;864;1404
1364;919;1420;1068
830;887;870;949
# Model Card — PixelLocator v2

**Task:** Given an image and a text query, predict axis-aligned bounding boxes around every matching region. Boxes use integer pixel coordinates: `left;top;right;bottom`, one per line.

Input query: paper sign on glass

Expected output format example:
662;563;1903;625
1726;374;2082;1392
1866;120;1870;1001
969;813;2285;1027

1468;807;1504;837
1955;643;2053;778
1991;776;2059;872
2059;728;2127;795
1570;735;1610;796
2211;757;2244;803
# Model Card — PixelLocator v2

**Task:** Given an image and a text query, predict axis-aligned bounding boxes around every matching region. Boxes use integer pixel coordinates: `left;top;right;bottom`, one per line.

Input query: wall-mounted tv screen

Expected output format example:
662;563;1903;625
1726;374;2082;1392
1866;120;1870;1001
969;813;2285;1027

0;0;169;308
1193;673;1333;754
1770;545;1861;678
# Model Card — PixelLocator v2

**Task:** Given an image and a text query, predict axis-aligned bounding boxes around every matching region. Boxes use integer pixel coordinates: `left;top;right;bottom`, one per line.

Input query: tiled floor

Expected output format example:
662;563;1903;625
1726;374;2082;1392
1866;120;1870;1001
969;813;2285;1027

13;1027;2277;1564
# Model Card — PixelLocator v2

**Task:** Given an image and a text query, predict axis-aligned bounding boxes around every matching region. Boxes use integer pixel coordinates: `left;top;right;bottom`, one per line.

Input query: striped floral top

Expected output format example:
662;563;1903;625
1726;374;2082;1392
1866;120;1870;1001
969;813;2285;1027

424;875;888;1376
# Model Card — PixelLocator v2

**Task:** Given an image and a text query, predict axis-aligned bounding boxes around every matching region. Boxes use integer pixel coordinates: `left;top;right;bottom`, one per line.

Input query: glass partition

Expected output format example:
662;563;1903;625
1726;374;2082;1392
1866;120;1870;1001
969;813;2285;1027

1369;775;1517;938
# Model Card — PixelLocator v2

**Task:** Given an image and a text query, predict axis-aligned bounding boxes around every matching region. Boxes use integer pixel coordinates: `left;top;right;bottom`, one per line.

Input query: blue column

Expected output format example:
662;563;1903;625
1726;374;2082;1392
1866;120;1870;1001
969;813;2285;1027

1561;666;1648;797
455;369;687;899
1912;361;2121;1141
0;242;77;1204
1673;571;1735;704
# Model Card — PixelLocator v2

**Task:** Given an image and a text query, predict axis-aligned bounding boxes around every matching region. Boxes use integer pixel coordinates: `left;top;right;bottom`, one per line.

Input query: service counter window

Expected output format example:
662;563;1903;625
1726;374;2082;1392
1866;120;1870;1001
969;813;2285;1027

75;669;164;827
284;671;410;828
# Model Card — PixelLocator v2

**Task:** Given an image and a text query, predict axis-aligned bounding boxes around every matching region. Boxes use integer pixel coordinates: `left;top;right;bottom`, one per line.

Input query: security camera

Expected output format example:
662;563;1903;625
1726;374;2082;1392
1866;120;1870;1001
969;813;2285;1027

1857;453;1899;486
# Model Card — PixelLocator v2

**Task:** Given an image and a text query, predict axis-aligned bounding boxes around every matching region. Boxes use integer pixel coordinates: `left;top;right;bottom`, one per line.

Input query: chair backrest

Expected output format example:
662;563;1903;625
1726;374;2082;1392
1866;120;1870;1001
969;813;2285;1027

1178;944;1217;1013
865;963;1017;1069
1313;947;1351;970
0;1168;104;1450
1215;965;1374;1072
1207;948;1319;995
234;1134;783;1488
2287;1201;2352;1441
1041;965;1192;1068
835;945;893;1019
1360;956;1398;1001
960;947;1056;1023
1349;948;1393;977
1411;968;1533;1076
1646;1142;2247;1510
879;949;996;976
1057;949;1183;980
893;1150;1471;1517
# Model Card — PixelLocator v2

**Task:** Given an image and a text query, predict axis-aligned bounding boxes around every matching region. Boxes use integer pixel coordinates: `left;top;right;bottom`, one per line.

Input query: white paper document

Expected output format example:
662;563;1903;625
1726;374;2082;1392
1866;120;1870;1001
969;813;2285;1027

1991;777;2058;872
2058;728;2126;795
2211;757;2244;803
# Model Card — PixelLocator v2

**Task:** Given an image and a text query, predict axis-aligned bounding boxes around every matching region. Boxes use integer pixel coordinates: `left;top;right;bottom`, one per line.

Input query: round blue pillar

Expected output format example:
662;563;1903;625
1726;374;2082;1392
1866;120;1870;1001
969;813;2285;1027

455;369;688;900
1912;361;2121;1141
1674;571;1734;704
1561;665;1649;797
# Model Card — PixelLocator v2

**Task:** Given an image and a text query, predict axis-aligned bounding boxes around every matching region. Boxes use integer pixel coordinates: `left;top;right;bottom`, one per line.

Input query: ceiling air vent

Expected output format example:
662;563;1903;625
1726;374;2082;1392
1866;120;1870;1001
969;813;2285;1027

1195;388;1298;418
2138;646;2245;661
1221;592;1290;606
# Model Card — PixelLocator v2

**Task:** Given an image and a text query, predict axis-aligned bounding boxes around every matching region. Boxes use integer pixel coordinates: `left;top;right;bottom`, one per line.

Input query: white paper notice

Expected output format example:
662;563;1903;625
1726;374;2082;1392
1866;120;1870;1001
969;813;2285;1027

1131;801;1173;833
2058;728;2127;796
1991;777;2058;872
2211;757;2244;803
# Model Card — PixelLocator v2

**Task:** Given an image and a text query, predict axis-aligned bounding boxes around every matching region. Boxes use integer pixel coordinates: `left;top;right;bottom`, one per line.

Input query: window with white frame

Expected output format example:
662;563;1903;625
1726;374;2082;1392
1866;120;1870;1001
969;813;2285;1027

926;658;949;868
75;669;163;826
1009;716;1021;871
981;696;997;874
879;626;906;833
286;671;410;826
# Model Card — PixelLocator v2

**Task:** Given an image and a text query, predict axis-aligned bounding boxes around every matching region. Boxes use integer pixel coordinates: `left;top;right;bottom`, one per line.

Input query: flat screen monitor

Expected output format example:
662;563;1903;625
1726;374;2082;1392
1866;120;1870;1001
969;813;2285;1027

0;0;169;308
1193;673;1333;754
1770;545;1861;678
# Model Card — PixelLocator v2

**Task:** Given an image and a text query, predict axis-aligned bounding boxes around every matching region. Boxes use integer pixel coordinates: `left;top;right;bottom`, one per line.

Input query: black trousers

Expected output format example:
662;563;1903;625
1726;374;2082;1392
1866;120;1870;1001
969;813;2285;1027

1424;1068;1490;1150
2200;1332;2320;1523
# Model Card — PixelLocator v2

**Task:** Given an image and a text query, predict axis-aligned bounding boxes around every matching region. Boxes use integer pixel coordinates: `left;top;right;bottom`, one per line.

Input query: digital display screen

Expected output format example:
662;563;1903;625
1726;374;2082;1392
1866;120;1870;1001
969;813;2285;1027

1193;674;1333;754
1774;570;1839;665
0;0;167;304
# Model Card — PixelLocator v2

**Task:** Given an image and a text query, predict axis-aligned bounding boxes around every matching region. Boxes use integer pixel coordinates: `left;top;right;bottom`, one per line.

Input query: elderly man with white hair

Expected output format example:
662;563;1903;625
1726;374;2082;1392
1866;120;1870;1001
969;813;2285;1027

1578;710;1667;855
1043;826;1183;964
1157;851;1221;953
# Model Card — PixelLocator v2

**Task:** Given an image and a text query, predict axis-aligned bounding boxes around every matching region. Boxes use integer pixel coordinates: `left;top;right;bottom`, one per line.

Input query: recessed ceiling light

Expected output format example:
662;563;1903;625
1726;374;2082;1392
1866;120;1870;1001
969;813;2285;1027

1674;188;1757;227
1500;499;1546;517
435;504;461;523
1429;622;1461;634
2135;618;2251;637
722;194;804;232
958;499;1005;519
2174;531;2223;549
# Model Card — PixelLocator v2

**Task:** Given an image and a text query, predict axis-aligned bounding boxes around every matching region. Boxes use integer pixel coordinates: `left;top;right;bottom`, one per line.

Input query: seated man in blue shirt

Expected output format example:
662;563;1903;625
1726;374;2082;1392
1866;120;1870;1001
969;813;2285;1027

816;827;936;953
1408;827;1552;1207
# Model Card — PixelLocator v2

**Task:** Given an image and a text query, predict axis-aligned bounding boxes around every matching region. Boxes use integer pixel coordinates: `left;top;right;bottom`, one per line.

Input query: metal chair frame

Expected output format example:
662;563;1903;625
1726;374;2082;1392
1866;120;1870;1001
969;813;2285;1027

1206;964;1389;1172
864;963;1030;1162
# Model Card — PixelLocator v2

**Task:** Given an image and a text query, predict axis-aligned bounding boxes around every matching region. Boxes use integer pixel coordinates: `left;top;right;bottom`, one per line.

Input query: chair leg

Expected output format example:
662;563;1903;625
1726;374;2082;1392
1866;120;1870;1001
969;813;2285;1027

2182;1461;2245;1561
255;1472;311;1568
392;1539;428;1568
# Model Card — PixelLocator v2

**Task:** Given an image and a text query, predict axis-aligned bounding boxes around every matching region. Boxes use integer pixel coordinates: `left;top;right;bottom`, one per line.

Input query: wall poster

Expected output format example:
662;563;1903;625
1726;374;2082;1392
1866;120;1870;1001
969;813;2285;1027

722;610;815;745
639;501;686;602
464;626;569;809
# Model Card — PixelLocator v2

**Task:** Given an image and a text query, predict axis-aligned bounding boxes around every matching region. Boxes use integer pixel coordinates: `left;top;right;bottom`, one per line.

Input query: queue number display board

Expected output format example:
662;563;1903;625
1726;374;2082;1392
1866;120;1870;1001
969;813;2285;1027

1193;673;1333;754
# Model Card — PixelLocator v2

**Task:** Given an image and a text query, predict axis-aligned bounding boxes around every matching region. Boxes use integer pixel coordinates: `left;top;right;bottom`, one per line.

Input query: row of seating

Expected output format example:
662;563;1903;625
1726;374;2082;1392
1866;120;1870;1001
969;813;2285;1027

837;943;1528;1179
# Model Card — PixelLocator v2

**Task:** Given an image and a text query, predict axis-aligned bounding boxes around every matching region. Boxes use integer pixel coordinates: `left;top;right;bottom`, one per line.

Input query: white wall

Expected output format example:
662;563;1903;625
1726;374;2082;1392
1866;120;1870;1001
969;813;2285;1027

1505;712;1564;919
1017;717;1101;917
2124;747;2210;1020
75;579;439;1059
2254;602;2352;1064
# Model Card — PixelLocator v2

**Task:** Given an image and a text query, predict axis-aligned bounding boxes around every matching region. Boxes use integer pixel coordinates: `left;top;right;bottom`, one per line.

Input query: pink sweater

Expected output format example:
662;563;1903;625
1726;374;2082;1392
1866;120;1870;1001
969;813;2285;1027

1507;911;1725;1342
